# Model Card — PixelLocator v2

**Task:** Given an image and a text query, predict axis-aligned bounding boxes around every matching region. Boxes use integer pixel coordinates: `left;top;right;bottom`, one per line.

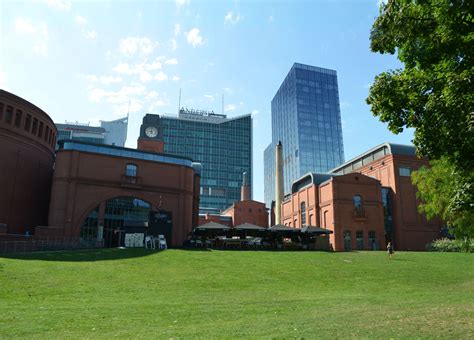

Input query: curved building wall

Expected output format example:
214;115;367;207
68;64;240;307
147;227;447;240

0;90;57;234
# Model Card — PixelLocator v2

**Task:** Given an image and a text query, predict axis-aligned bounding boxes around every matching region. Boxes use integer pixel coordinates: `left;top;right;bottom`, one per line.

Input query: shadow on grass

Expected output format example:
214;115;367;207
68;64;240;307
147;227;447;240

0;248;162;262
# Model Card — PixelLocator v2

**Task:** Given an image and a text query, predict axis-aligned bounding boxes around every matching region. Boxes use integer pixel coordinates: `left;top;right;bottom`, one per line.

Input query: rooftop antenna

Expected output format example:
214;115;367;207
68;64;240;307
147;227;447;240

222;94;224;115
178;88;182;114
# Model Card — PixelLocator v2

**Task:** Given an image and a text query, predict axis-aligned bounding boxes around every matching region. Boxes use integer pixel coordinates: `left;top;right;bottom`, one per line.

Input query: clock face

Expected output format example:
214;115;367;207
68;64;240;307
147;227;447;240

145;126;158;138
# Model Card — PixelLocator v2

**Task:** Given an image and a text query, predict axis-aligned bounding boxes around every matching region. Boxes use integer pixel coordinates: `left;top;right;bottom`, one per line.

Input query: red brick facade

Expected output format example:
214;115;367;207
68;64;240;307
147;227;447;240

47;147;200;247
282;144;443;251
0;90;57;235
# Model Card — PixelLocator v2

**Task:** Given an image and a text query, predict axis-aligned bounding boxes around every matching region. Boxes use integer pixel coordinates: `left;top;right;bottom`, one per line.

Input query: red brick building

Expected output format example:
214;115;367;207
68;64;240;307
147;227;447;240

46;140;201;247
0;91;201;248
282;143;442;251
198;172;268;228
0;90;57;235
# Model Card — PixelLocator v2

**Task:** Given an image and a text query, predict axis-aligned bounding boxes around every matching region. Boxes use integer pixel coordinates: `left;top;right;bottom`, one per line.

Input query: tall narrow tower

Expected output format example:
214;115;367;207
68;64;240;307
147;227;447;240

240;171;251;201
275;141;284;224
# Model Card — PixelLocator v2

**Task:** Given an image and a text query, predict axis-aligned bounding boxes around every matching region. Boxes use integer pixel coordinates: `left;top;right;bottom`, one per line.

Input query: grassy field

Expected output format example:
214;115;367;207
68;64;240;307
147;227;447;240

1;249;473;338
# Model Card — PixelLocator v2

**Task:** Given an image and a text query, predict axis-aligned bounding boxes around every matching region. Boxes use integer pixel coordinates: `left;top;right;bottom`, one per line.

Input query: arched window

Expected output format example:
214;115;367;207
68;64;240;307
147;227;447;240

353;195;362;210
300;202;306;226
126;163;137;177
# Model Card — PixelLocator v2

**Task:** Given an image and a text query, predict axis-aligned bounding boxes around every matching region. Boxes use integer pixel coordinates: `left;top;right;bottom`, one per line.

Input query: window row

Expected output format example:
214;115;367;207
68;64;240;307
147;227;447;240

0;102;56;148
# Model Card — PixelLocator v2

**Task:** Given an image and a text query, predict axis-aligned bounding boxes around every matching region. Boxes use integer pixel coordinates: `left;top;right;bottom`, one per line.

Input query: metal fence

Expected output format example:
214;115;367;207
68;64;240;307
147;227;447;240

0;237;101;255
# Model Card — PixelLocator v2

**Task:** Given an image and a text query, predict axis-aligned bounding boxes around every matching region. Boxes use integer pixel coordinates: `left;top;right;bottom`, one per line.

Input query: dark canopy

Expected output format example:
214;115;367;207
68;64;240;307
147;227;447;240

269;224;297;232
300;226;333;234
194;222;231;231
234;223;266;231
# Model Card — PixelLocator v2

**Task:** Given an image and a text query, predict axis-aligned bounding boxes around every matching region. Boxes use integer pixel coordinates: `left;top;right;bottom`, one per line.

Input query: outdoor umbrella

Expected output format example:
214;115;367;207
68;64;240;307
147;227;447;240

269;224;297;232
234;223;266;231
300;226;333;235
234;223;266;237
193;222;231;236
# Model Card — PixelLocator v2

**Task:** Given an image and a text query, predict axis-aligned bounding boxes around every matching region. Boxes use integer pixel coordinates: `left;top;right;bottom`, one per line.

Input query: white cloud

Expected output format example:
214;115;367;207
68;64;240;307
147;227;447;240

112;58;164;81
224;104;236;112
174;24;181;36
44;0;71;11
82;74;122;85
15;18;49;57
251;109;259;116
154;71;168;81
89;82;146;104
175;0;189;8
172;75;180;81
165;58;178;65
185;28;203;47
84;30;97;40
204;94;215;101
33;42;48;57
224;11;241;25
169;38;177;51
75;15;87;25
119;36;155;56
223;87;232;94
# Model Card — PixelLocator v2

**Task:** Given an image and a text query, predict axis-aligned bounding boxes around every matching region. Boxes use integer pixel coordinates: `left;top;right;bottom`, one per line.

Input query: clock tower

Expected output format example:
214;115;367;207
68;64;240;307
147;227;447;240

137;114;165;153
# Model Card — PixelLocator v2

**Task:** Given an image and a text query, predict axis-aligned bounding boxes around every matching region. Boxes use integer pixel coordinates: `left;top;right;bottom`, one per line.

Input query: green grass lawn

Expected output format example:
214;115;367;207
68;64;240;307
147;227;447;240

1;249;473;338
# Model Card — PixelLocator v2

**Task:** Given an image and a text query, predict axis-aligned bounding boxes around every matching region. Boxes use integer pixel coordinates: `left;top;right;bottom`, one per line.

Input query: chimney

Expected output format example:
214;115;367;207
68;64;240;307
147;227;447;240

240;171;251;201
275;141;284;224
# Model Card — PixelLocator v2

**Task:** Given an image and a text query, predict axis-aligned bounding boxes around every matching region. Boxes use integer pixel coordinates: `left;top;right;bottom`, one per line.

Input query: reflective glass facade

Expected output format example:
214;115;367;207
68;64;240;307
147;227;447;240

160;113;252;211
264;63;344;208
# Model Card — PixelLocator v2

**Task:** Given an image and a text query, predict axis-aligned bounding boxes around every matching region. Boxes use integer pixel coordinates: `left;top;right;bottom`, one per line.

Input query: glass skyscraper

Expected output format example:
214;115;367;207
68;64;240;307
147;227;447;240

264;63;345;208
160;109;252;211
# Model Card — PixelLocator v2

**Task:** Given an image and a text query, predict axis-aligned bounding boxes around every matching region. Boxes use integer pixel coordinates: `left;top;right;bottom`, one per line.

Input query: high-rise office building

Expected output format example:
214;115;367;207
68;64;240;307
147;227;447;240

101;116;128;147
56;122;106;148
264;63;345;208
56;117;128;149
159;109;252;211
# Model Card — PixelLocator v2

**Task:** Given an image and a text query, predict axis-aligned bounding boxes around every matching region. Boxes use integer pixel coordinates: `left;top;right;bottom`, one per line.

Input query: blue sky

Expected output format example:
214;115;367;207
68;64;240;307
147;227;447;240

0;0;413;202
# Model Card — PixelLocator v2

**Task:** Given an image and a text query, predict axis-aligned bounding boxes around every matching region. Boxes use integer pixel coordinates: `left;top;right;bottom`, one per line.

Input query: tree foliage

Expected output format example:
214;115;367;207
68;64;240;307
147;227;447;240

367;0;474;236
412;157;474;239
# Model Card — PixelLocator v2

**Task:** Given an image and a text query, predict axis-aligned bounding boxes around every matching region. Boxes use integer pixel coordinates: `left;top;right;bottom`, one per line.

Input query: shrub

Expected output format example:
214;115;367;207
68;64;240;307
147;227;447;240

427;238;473;253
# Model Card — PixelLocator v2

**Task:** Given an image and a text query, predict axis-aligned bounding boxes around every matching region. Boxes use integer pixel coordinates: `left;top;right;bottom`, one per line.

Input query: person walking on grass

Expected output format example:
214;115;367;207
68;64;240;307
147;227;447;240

387;241;394;259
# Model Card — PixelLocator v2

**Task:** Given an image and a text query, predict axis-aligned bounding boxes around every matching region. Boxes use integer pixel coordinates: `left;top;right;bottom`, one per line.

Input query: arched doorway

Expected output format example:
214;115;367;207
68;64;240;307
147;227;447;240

80;197;152;248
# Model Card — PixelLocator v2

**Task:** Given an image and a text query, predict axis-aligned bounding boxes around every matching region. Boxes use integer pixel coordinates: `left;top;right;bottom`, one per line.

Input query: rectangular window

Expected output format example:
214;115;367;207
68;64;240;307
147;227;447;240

44;126;49;141
32;118;38;134
14;110;22;127
6;106;13;124
356;231;364;250
0;102;4;121
24;114;32;132
399;167;411;177
38;121;44;138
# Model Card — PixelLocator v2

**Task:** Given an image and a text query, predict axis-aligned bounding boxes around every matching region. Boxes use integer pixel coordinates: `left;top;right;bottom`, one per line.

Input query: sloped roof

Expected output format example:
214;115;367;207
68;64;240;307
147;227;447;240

234;223;266;230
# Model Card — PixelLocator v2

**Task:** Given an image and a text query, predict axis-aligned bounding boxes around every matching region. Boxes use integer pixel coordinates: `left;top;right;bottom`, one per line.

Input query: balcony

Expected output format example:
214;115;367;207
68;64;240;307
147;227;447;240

353;207;367;221
121;175;142;189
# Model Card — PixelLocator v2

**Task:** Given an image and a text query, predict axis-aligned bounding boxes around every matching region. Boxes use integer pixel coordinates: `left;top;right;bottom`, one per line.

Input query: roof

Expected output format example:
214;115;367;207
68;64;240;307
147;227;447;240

291;173;335;194
234;223;266;231
330;142;417;175
57;140;199;170
56;123;106;134
269;224;297;232
300;226;333;234
195;222;231;230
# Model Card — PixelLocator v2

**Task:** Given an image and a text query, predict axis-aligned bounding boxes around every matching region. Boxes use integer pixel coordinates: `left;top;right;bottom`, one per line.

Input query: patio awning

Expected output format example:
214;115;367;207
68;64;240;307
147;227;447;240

300;226;333;234
234;223;266;231
194;222;231;231
269;224;297;232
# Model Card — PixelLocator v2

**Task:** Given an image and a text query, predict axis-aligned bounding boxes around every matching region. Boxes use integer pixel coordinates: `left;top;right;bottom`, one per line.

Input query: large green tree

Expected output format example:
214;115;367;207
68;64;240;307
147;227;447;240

412;157;473;239
367;0;473;236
